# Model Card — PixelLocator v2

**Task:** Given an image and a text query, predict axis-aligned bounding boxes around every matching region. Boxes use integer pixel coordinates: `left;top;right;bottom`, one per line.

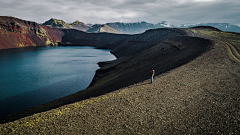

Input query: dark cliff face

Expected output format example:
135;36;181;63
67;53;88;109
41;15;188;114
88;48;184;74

61;29;131;50
61;28;188;58
0;16;64;50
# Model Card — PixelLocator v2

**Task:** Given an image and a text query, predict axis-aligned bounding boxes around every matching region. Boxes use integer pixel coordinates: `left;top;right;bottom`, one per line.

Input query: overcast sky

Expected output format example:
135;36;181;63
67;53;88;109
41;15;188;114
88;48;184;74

0;0;239;26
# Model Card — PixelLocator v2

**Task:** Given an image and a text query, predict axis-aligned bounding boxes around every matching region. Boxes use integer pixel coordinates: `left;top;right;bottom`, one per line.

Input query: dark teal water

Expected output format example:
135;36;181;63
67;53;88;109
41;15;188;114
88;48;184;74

0;46;115;117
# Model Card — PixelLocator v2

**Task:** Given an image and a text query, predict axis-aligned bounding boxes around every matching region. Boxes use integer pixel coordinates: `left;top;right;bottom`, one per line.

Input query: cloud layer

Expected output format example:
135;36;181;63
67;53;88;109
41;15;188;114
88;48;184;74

0;0;239;26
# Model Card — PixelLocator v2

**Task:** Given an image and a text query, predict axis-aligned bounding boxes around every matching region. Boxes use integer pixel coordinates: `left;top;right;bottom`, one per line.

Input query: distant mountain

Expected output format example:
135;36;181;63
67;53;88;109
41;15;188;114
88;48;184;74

1;16;239;50
106;21;157;34
106;21;240;34
43;18;240;34
42;18;70;28
177;23;240;33
106;21;178;34
86;24;123;34
42;18;90;32
70;20;91;32
42;19;122;34
155;21;175;28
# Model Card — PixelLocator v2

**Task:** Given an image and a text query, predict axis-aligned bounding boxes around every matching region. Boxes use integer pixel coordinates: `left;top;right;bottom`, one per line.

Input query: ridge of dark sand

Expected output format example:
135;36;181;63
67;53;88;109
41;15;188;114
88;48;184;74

0;28;191;123
0;35;212;124
1;28;239;134
1;32;239;134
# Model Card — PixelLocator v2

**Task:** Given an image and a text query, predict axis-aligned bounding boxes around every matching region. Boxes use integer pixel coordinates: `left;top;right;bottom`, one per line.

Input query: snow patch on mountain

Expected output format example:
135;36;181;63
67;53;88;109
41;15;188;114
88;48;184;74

106;21;240;34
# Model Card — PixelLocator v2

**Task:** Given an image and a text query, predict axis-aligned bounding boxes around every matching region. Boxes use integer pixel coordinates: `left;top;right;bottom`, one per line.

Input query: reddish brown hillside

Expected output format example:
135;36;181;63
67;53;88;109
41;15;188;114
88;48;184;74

0;16;64;50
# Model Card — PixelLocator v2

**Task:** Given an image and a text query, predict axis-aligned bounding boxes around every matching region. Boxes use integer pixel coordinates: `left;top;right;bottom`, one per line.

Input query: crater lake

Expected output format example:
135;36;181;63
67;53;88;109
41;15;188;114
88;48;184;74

0;46;116;117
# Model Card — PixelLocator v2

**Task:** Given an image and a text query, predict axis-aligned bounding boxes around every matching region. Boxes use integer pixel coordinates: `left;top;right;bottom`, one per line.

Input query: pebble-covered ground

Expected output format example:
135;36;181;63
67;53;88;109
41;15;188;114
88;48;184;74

0;29;240;134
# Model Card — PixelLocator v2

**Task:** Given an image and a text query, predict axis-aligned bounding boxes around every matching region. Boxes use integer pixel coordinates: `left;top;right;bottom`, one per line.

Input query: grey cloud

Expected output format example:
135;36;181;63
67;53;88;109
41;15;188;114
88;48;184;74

0;0;239;26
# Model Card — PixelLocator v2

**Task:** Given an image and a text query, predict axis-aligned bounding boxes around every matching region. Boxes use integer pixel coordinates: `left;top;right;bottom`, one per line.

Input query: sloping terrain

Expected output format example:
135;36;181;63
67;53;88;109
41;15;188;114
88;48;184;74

42;19;122;34
42;18;70;29
190;26;240;53
43;18;90;32
106;21;240;34
0;23;239;134
60;29;131;49
86;24;123;34
0;16;64;50
110;28;187;57
60;28;188;57
181;23;240;33
70;20;90;32
106;21;159;34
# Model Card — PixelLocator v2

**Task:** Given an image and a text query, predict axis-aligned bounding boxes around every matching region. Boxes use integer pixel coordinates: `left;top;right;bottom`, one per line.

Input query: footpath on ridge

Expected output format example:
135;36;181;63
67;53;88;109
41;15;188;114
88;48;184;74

223;41;240;63
187;28;240;64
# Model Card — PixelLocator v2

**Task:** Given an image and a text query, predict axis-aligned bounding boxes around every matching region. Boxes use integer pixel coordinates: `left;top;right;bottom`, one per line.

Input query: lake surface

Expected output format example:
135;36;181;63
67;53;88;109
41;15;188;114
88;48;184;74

0;46;115;117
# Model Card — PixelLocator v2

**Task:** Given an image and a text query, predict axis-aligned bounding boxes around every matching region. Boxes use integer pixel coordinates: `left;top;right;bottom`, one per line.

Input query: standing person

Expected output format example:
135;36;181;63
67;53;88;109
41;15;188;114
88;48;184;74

150;68;155;83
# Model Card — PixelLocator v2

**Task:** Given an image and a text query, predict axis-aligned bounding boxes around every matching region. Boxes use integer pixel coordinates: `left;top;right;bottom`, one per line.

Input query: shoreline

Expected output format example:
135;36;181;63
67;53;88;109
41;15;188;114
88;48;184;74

0;30;213;123
1;27;240;134
0;46;115;120
1;30;240;133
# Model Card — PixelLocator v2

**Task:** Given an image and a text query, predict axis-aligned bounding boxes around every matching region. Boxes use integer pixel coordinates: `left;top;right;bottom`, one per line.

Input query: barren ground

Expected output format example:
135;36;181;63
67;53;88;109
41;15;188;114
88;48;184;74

0;28;240;134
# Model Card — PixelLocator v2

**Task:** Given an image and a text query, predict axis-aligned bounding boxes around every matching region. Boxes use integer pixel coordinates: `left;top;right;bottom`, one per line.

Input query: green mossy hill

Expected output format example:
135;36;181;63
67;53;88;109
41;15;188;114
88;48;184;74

190;26;240;53
70;20;91;31
42;18;122;33
42;18;71;29
42;19;90;31
70;20;85;26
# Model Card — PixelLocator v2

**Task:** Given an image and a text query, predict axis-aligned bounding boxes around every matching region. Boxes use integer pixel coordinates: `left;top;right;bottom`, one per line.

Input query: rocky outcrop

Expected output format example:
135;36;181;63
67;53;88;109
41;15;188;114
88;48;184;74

42;18;70;29
42;18;90;32
42;18;122;34
0;16;64;50
70;20;90;31
86;24;123;34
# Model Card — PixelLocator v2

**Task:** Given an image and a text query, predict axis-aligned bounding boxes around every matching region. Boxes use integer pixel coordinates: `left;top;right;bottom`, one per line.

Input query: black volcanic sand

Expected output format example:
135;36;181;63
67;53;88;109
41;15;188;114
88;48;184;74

1;28;240;134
